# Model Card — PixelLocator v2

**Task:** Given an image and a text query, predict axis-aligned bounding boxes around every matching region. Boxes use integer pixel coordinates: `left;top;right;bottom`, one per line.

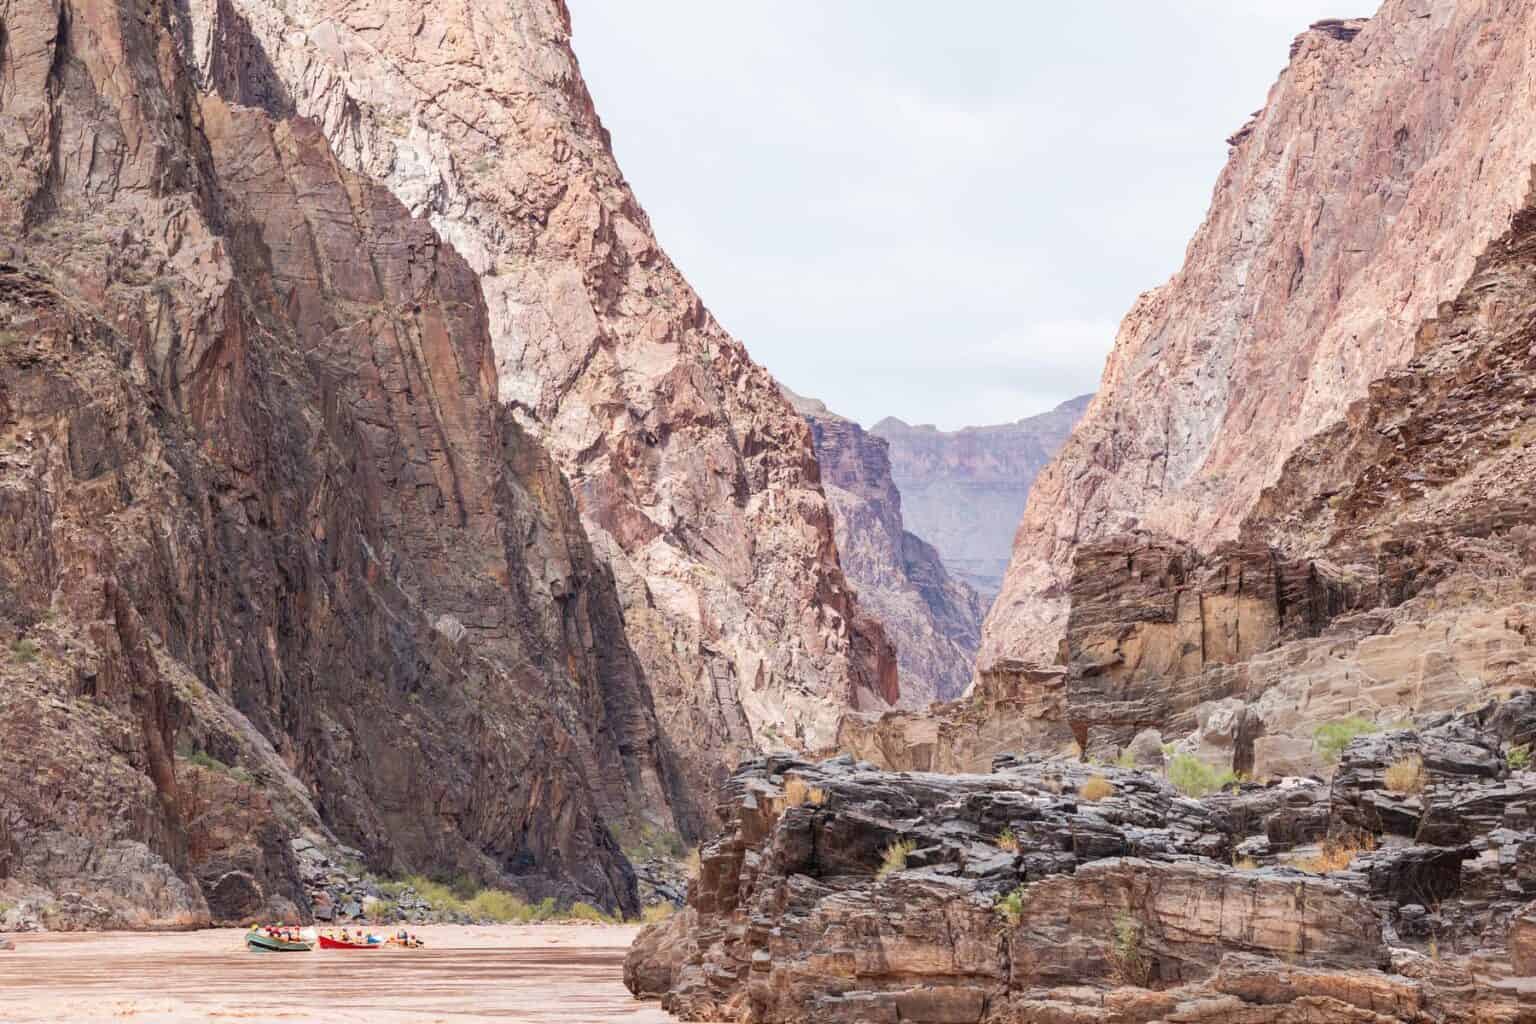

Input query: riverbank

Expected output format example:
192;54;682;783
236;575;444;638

0;924;678;1022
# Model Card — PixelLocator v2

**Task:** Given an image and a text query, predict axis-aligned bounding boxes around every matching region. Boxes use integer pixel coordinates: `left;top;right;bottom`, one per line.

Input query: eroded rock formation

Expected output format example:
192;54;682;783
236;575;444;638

984;3;1536;670
629;702;1536;1022
872;394;1089;603
791;392;982;706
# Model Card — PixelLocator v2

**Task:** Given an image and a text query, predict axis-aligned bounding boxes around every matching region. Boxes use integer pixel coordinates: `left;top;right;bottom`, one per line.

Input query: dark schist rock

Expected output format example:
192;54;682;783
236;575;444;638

630;703;1536;1023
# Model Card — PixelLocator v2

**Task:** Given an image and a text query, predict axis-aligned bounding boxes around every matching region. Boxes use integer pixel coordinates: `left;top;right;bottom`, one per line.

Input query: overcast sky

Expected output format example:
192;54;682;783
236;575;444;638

567;1;1359;430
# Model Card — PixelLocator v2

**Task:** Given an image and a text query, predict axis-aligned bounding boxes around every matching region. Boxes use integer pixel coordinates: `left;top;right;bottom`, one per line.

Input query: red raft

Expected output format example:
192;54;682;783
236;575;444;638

318;935;380;950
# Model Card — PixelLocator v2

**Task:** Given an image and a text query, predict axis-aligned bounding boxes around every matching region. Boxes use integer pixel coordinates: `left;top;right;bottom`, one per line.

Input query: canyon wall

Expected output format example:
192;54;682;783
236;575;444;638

0;0;893;924
790;393;983;706
872;394;1088;602
190;0;898;802
983;3;1536;670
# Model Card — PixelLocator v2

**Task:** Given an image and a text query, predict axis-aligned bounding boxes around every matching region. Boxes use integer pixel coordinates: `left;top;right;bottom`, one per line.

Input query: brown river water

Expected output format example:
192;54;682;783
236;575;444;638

0;925;684;1023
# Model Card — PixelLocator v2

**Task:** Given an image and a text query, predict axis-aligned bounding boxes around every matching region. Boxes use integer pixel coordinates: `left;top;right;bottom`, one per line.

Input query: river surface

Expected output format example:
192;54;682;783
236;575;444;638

0;925;682;1023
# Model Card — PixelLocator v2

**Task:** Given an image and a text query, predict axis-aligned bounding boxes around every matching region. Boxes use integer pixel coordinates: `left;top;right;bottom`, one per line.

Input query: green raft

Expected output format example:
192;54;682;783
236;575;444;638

246;930;312;952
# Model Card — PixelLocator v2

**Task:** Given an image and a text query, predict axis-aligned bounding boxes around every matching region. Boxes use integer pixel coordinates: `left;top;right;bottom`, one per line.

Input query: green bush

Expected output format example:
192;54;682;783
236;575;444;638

401;874;466;915
994;886;1025;925
465;889;532;922
11;639;38;664
365;898;397;920
184;750;249;780
1509;744;1532;770
1108;912;1151;986
1313;717;1382;764
1166;754;1237;798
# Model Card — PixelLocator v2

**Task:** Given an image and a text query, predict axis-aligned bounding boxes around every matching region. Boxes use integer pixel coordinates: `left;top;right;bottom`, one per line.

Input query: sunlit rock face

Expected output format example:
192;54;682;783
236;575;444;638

790;392;983;706
984;4;1536;671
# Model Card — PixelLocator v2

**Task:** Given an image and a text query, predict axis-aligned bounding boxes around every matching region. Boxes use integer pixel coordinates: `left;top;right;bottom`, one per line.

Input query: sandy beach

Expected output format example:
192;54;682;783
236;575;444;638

0;925;680;1023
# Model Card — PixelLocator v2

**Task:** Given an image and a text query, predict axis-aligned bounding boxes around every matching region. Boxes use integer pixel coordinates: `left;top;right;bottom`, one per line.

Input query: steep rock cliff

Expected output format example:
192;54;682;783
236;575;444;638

789;393;982;706
871;394;1088;602
0;0;697;921
984;3;1536;669
990;126;1536;781
188;0;899;805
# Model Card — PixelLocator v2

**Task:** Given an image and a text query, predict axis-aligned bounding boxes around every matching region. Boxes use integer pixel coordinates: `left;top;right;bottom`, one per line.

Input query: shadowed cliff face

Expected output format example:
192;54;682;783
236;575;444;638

984;2;1536;671
176;0;898;803
790;392;982;706
0;0;699;920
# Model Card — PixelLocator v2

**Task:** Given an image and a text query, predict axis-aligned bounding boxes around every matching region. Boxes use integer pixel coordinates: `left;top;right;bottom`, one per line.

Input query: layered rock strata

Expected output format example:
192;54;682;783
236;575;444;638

871;394;1089;602
985;3;1536;669
791;392;983;705
187;0;899;803
629;700;1536;1022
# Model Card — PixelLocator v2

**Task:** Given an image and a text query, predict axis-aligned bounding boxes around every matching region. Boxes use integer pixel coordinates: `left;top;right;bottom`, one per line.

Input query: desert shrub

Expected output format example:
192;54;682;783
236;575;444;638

1313;717;1382;764
401;875;465;915
1384;754;1426;795
994;886;1026;925
877;839;915;878
782;777;827;808
365;898;397;921
641;903;676;924
1078;775;1116;802
1233;856;1259;870
1166;754;1237;798
185;750;229;773
568;901;614;924
10;639;38;664
1509;744;1533;770
465;889;530;923
1295;832;1377;874
1107;912;1152;986
996;828;1020;853
1114;748;1137;770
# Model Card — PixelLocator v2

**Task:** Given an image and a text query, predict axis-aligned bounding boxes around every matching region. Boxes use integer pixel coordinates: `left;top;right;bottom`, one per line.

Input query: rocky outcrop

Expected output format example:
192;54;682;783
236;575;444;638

186;0;898;804
872;394;1089;602
629;704;1536;1022
834;659;1073;772
791;392;982;705
984;3;1536;670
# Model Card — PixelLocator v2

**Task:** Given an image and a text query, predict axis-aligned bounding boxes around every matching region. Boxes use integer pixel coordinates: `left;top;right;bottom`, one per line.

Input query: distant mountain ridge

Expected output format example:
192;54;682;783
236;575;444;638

871;395;1092;603
787;392;983;705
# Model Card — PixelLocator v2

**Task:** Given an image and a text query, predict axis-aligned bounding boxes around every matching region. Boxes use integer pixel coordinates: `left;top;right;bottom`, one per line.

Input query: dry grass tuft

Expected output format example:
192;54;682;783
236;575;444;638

1078;775;1116;802
1296;832;1377;874
996;828;1020;853
641;903;676;924
877;839;915;878
1233;856;1259;870
1384;754;1426;795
